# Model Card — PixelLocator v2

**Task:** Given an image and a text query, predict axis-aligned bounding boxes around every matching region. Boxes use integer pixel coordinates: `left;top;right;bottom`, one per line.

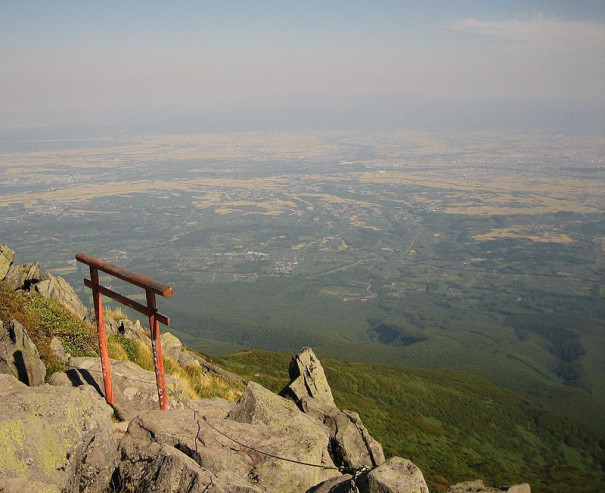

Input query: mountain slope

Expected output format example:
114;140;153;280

219;349;605;492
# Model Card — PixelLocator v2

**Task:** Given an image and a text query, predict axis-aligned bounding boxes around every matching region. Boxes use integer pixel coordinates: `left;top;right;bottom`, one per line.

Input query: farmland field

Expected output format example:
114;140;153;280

1;129;604;432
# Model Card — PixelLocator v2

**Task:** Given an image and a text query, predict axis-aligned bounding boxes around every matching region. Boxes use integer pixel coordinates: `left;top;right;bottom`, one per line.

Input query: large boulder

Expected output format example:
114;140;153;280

280;346;335;408
280;348;385;469
50;357;189;419
4;262;41;290
0;373;117;492
357;457;429;493
0;244;15;280
228;381;328;432
34;273;88;319
312;406;385;469
0;319;46;386
118;403;339;493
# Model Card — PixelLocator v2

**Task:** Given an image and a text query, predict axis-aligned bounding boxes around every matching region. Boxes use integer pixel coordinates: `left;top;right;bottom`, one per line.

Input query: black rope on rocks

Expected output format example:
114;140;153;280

181;400;369;479
65;364;369;484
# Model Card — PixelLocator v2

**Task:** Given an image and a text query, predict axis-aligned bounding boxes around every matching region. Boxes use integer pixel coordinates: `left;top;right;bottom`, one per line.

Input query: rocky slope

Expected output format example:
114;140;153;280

0;244;531;492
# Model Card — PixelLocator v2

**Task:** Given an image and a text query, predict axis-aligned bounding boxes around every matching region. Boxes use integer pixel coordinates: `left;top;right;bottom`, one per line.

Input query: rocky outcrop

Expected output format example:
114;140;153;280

117;392;339;493
357;457;429;493
49;357;190;419
312;458;430;493
34;273;88;319
318;406;385;469
280;347;385;469
0;374;117;492
447;480;531;492
0;319;46;386
0;244;15;280
4;262;41;290
281;346;335;408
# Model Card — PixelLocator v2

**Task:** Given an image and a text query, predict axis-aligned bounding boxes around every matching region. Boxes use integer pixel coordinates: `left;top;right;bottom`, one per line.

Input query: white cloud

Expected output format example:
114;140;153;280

448;15;605;53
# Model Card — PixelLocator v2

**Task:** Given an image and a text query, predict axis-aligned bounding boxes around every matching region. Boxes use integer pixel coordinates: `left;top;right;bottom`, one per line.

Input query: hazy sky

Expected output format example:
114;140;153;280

1;1;604;131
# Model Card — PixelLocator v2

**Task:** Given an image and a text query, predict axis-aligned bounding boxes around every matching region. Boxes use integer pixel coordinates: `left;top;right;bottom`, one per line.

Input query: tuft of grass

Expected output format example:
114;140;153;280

0;281;98;377
105;307;128;324
108;333;243;401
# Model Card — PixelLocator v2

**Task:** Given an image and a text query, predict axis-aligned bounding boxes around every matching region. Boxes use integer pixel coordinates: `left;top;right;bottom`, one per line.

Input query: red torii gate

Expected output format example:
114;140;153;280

76;253;173;411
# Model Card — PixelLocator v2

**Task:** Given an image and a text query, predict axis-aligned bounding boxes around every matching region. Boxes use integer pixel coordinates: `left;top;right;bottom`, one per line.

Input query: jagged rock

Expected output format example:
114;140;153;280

0;319;46;386
107;317;152;345
4;262;41;290
118;407;338;493
0;373;117;493
0;244;15;280
312;405;385;469
162;331;200;367
447;480;531;493
50;336;70;363
357;457;429;493
281;348;385;469
51;357;189;419
34;273;88;319
281;346;335;408
228;381;329;434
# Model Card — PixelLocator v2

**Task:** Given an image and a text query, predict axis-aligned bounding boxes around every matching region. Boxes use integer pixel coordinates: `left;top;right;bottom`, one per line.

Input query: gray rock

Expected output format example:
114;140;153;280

228;381;329;435
161;331;200;367
50;336;70;363
48;370;73;386
280;348;384;469
281;347;335;408
185;396;235;420
447;481;531;493
54;356;189;419
357;457;429;493
118;407;338;493
34;273;88;319
0;373;117;493
306;474;355;493
0;319;46;386
311;405;385;469
507;484;531;493
0;244;15;280
4;262;41;290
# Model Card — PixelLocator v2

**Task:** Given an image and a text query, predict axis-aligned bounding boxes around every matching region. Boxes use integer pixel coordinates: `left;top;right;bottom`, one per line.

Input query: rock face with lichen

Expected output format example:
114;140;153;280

48;356;190;420
0;244;15;280
0;319;46;386
0;374;117;493
4;262;41;291
34;273;89;319
117;383;338;492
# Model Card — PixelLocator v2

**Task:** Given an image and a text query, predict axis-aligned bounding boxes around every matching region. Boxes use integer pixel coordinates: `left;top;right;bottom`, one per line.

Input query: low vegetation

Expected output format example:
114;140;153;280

0;282;97;376
0;280;242;401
